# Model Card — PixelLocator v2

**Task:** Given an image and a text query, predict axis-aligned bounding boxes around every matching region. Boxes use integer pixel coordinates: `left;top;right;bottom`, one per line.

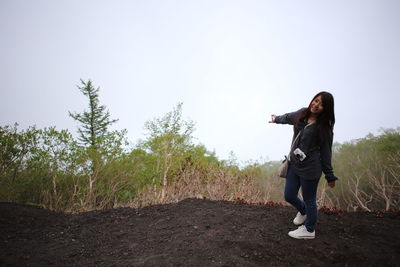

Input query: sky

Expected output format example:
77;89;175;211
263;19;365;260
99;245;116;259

1;0;399;164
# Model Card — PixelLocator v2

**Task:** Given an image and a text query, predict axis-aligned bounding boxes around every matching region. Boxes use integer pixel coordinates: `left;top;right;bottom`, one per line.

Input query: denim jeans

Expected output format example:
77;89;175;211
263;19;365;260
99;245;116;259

284;166;320;232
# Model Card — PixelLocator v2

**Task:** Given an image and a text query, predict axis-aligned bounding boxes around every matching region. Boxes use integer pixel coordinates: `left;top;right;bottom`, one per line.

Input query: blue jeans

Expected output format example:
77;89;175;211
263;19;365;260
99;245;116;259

284;166;320;232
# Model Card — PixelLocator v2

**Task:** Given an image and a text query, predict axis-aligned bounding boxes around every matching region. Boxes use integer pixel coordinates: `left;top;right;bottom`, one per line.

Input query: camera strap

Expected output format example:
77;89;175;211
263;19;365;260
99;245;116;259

287;122;315;161
287;130;302;162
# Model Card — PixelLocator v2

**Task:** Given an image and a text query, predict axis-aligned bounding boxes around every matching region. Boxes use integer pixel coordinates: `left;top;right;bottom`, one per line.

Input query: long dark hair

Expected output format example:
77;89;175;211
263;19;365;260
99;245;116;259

296;91;335;143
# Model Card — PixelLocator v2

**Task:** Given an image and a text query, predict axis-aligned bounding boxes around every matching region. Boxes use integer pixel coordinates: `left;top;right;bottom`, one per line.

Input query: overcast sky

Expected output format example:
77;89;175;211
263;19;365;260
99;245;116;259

1;0;399;164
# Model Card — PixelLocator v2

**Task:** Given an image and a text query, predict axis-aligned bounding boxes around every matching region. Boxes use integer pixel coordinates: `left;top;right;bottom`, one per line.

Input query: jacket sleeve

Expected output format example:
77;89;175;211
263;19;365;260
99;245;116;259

320;134;338;182
275;108;306;125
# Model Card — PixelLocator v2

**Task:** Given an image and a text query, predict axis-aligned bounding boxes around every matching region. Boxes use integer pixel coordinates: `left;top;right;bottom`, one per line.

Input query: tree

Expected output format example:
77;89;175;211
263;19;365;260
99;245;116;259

69;79;118;200
69;79;118;149
331;128;400;211
142;103;195;201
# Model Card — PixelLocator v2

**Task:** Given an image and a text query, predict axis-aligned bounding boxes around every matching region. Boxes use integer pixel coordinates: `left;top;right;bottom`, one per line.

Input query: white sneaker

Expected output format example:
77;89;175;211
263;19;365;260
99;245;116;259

288;225;315;239
293;212;307;225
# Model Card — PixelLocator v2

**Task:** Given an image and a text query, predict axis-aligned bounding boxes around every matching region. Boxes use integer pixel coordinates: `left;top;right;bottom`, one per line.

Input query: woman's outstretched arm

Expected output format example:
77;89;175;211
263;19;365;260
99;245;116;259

269;108;306;125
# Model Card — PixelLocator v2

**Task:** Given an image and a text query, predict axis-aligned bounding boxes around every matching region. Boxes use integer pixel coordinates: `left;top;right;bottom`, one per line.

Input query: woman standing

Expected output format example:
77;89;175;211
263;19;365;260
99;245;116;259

269;91;338;239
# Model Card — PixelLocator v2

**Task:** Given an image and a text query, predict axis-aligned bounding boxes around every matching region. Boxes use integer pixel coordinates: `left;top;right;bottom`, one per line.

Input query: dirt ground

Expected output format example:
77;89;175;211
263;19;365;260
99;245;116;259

1;198;399;266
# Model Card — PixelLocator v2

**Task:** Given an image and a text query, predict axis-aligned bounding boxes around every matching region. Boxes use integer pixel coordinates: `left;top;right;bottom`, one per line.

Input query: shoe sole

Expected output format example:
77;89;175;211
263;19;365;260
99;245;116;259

288;233;315;239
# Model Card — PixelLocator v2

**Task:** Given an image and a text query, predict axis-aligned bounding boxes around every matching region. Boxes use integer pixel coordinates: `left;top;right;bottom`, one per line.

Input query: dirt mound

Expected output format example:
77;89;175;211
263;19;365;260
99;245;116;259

1;199;399;266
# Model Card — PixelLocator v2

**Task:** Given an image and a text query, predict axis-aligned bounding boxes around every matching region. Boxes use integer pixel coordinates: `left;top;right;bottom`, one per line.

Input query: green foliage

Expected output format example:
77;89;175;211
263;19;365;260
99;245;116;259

0;125;81;207
69;79;118;148
0;124;36;179
141;103;196;188
143;102;194;153
184;144;219;167
0;102;225;211
67;79;126;207
1;90;399;212
330;128;400;210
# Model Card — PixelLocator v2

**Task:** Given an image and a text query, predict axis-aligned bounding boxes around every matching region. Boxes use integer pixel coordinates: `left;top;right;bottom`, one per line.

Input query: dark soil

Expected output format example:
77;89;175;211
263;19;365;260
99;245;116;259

1;198;400;266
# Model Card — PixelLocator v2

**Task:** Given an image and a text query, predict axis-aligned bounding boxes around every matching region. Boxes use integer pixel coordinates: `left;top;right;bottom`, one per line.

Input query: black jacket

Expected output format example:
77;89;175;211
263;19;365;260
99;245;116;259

275;108;338;182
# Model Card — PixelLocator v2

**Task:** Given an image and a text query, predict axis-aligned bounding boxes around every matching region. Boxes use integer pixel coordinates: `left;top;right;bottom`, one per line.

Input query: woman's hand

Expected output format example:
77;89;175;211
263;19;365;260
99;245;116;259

269;114;277;123
328;181;336;188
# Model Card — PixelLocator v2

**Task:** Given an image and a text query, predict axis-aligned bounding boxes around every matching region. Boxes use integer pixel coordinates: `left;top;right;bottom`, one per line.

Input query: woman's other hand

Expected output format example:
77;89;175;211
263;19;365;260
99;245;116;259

328;181;336;188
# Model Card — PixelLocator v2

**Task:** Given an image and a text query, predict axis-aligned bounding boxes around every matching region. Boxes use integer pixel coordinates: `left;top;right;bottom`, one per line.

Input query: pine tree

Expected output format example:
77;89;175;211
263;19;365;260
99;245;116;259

69;79;118;149
69;79;118;199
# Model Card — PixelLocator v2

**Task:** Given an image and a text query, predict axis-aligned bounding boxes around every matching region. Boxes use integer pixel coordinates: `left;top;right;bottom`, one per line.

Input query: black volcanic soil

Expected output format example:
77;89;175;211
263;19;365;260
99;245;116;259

1;198;399;266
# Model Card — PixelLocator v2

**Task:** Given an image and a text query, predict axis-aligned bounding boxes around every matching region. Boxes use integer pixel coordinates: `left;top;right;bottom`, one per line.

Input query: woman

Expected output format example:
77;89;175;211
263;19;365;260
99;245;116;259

269;91;338;239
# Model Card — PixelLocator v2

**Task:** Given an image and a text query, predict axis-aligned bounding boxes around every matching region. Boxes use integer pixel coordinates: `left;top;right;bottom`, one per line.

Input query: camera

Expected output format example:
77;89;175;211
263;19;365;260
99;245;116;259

293;148;306;161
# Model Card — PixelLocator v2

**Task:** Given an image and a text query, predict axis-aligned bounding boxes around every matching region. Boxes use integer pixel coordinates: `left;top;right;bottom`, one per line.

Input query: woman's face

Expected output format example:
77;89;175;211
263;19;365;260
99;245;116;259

310;95;324;115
